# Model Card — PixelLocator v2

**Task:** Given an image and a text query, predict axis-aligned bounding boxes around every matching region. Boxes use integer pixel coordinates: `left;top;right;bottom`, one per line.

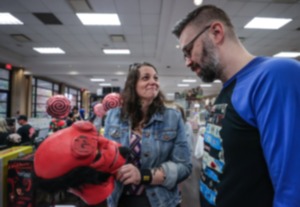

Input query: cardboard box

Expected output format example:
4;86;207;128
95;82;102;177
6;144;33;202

0;146;33;207
7;153;34;207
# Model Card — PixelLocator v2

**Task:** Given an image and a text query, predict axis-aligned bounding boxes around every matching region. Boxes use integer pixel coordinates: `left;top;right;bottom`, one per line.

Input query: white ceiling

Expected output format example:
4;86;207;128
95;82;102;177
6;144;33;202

0;0;299;97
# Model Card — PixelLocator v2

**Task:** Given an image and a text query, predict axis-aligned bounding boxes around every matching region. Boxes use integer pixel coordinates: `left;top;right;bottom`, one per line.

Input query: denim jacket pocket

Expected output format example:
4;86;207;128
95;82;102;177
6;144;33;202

155;130;177;158
107;126;121;142
158;130;177;142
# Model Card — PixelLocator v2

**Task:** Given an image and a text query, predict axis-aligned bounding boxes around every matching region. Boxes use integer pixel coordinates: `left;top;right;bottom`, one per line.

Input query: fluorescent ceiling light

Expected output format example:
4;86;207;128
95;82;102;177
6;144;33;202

33;47;65;54
244;17;292;29
182;79;197;83
177;84;189;87
273;52;300;58
167;93;174;96
103;49;130;55
200;84;212;87
90;78;105;82
76;13;121;25
99;83;112;86
0;13;24;25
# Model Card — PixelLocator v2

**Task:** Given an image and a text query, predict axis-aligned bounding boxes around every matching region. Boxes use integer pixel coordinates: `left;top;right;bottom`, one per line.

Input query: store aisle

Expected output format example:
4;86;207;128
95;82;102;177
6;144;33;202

180;130;202;207
180;156;202;207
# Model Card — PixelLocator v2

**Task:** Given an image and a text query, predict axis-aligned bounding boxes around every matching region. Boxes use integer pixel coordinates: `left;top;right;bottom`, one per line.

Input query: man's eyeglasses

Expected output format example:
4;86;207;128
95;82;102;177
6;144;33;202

182;25;211;59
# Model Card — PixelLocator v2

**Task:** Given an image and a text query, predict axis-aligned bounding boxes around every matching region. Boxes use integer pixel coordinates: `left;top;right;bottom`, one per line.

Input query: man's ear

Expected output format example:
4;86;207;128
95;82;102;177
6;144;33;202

210;21;225;45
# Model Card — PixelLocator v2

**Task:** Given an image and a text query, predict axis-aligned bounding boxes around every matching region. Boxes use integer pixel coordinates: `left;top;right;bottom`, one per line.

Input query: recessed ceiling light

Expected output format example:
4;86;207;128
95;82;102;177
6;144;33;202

69;71;79;75
244;17;292;29
115;71;125;75
33;47;65;54
213;79;222;83
193;0;203;6
177;84;189;87
175;45;180;49
200;84;212;87
182;79;197;83
24;71;31;75
99;83;112;86
103;49;130;55
90;78;105;82
0;13;24;25
76;13;121;25
273;51;300;58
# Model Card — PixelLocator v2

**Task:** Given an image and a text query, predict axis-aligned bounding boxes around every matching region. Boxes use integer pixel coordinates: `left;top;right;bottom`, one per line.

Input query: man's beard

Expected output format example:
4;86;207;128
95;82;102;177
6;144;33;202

193;38;222;82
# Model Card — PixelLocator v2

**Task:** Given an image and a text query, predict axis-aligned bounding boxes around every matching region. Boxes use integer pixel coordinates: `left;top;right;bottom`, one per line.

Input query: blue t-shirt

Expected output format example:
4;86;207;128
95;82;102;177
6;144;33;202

200;57;300;207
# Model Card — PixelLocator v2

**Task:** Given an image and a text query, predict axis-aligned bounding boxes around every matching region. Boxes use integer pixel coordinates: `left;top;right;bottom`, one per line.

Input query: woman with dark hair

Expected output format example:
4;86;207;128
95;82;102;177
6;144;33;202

104;62;192;207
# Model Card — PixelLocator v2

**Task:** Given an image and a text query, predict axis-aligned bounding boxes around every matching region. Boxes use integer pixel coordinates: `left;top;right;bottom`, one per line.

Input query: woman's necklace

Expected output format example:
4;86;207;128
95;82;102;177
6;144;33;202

133;122;144;136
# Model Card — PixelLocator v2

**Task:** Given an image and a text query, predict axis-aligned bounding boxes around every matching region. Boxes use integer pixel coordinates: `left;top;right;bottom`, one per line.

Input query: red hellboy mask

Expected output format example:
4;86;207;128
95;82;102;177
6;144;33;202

34;121;128;205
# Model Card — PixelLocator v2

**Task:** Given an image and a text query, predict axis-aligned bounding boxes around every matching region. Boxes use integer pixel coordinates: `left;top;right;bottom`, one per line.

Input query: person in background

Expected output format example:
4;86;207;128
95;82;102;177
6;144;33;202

0;118;11;145
173;103;194;157
79;108;85;120
6;118;16;133
104;62;192;207
66;112;76;127
48;118;66;135
72;106;81;121
16;115;35;145
0;118;22;147
172;4;300;207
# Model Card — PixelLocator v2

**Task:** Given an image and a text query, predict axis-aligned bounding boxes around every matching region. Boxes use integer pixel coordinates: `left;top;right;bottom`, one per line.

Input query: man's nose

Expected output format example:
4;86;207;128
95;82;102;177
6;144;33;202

185;57;193;67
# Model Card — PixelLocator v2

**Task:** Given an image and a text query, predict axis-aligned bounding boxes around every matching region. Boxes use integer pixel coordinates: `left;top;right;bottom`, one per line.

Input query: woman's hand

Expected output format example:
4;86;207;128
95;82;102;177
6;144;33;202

116;164;141;185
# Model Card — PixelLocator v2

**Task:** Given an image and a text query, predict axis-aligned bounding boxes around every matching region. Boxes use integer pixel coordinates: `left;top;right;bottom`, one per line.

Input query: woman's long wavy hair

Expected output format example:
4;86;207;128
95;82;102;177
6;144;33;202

120;62;165;129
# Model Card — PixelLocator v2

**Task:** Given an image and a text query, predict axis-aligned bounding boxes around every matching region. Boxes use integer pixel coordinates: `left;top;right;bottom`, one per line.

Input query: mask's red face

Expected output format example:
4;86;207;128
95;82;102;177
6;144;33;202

34;121;128;205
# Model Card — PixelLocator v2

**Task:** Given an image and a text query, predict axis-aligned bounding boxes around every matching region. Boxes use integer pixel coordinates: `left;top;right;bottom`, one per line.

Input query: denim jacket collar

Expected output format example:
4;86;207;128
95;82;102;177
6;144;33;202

121;110;165;128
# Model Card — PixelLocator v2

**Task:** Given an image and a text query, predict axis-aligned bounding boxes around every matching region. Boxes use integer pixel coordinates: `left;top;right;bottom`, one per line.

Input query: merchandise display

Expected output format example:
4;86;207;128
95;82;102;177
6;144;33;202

0;146;33;207
7;153;34;207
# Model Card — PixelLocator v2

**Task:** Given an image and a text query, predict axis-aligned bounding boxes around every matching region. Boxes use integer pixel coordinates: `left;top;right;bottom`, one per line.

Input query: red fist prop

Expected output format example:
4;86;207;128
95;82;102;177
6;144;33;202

34;121;128;205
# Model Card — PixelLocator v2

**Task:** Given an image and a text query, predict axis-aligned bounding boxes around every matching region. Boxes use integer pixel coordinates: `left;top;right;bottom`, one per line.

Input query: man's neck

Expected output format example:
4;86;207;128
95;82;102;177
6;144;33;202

220;41;255;82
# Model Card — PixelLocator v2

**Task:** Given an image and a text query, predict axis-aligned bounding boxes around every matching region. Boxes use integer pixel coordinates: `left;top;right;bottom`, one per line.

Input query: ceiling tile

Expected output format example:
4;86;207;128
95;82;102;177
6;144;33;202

141;14;160;26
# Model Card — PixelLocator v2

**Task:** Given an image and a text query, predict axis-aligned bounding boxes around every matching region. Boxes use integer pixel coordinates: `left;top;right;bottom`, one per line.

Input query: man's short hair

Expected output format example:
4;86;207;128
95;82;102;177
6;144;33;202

172;5;234;38
17;115;28;121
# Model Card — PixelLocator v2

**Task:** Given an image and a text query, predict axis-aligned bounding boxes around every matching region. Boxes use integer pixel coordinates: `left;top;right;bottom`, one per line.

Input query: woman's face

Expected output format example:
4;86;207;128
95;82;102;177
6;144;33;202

136;66;160;103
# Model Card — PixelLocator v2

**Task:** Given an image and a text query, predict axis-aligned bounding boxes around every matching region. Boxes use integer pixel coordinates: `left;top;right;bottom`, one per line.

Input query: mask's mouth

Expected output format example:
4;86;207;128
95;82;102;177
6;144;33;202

119;146;130;159
107;146;130;173
109;146;119;170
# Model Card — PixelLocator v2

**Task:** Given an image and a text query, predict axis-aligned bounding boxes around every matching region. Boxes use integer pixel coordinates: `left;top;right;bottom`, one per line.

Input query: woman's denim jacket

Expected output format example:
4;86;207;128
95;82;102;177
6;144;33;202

104;107;192;207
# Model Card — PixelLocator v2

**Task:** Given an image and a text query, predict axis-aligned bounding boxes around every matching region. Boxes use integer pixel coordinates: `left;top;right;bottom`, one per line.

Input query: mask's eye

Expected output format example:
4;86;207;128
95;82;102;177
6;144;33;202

93;150;101;162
